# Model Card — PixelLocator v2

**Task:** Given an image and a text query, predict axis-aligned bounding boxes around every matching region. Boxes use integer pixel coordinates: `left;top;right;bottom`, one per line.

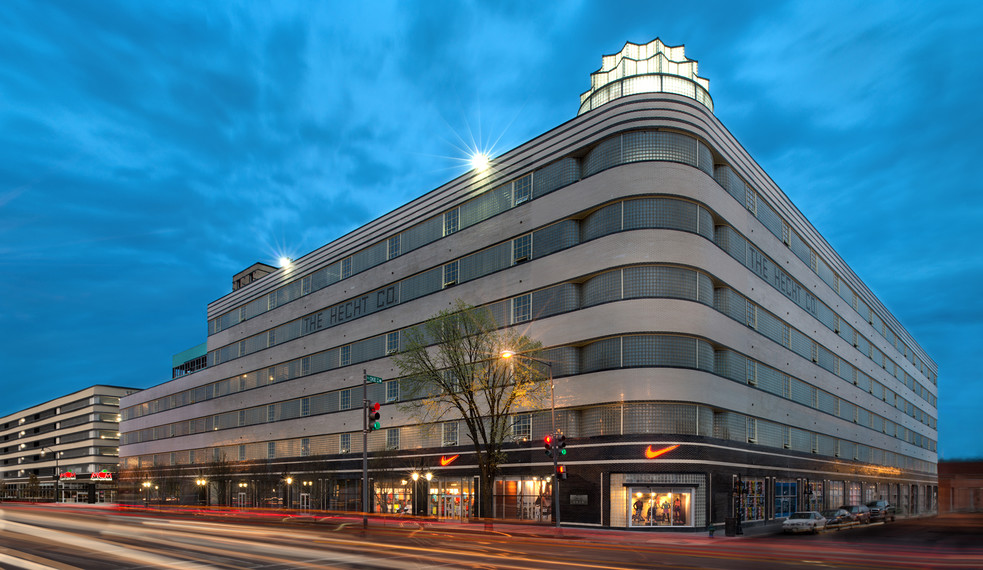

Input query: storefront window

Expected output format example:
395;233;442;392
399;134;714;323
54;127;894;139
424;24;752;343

774;480;797;518
828;480;844;507
847;481;862;505
805;480;823;511
737;478;765;521
629;488;692;527
494;477;551;522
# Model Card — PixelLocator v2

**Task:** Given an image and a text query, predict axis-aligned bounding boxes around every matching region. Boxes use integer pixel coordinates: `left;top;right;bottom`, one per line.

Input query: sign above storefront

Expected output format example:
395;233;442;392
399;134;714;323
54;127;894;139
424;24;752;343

90;469;114;481
644;444;680;459
439;454;460;466
59;471;77;480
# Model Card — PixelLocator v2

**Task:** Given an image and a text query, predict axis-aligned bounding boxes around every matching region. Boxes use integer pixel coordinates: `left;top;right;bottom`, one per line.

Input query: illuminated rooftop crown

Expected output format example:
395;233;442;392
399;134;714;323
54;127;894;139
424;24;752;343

578;39;712;115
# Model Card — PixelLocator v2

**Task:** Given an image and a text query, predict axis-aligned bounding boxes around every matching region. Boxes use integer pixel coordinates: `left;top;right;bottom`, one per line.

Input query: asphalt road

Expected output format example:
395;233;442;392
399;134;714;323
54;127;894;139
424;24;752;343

1;504;980;569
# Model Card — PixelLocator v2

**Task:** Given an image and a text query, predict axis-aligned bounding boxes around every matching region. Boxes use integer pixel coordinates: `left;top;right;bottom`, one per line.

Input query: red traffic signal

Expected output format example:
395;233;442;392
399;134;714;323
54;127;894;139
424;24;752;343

368;402;381;431
544;435;553;456
556;464;567;480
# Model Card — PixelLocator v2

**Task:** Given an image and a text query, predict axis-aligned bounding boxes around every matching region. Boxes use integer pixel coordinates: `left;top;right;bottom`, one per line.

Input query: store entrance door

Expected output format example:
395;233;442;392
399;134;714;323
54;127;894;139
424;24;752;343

428;477;474;521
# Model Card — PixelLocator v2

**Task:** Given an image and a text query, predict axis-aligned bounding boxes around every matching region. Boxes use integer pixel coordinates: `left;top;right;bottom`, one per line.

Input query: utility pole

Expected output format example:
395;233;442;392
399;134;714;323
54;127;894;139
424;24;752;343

362;369;368;530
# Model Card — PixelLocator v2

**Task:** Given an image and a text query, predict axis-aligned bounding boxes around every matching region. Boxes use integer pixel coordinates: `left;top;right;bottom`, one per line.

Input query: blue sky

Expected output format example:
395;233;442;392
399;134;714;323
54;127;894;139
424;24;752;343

1;1;980;459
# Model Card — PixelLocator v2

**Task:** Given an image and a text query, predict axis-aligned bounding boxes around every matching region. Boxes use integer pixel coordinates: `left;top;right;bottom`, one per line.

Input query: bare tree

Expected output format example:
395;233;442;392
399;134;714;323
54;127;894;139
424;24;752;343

394;300;546;520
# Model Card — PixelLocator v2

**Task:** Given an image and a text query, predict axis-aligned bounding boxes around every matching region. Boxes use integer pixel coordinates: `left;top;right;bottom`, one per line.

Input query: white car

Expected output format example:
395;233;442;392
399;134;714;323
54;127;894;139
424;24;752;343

782;511;827;534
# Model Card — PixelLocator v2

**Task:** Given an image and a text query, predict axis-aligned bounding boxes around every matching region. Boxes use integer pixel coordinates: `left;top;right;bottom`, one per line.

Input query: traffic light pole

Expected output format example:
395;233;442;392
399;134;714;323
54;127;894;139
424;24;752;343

547;361;561;528
362;369;368;530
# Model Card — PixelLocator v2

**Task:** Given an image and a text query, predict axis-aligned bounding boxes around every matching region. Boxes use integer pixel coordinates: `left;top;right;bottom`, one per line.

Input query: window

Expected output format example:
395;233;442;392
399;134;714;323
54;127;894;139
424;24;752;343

744;186;756;213
512;414;531;441
340;433;351;454
386;428;400;450
238;410;245;427
512;234;531;264
302;274;312;295
238;445;246;461
442;369;460;393
267;441;276;459
340;389;351;410
745;300;756;328
746;417;757;443
386;331;399;355
267;405;276;423
782;324;791;348
443;208;459;236
745;359;757;386
513;174;532;205
301;438;310;457
301;398;310;417
781;222;790;246
783;426;791;449
442;422;458;446
386;380;399;403
340;345;351;367
443;261;459;287
301;356;311;375
341;257;352;279
267;291;278;310
387;235;401;260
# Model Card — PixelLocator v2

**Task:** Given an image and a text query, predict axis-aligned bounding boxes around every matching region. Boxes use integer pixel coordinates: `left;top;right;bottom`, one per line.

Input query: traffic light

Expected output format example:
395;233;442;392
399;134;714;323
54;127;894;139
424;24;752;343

368;402;381;431
556;464;567;480
544;434;553;457
558;434;567;456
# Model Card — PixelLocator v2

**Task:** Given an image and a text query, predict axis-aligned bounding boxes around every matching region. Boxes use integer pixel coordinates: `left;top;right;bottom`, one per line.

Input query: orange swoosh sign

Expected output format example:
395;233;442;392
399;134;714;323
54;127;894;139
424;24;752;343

440;454;460;466
644;444;680;459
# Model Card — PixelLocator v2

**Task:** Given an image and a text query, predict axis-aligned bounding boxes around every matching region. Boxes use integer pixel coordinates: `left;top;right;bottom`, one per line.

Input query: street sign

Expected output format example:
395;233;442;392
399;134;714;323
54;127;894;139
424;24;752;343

366;375;383;384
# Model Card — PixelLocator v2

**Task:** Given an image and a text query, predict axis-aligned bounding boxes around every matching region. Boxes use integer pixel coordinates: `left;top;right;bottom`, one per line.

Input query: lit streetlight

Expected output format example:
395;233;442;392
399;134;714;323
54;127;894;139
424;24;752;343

41;447;59;503
285;477;293;509
196;478;208;506
501;350;560;527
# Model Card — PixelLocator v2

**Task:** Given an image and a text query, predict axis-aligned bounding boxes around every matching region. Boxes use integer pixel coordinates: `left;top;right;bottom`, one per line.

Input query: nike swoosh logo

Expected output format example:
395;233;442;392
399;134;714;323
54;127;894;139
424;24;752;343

644;444;680;459
440;454;460;466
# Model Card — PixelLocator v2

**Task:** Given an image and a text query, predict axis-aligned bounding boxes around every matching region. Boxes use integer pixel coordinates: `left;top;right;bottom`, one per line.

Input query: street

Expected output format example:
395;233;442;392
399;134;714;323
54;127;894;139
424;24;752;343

0;504;980;569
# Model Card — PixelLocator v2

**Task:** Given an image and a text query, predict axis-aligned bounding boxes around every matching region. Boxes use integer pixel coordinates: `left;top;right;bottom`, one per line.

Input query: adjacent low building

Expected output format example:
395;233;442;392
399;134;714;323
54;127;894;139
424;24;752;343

119;39;938;528
1;385;136;503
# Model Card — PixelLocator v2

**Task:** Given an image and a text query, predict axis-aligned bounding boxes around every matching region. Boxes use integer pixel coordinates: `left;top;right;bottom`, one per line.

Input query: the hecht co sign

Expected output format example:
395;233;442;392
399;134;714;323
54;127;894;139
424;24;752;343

89;470;114;481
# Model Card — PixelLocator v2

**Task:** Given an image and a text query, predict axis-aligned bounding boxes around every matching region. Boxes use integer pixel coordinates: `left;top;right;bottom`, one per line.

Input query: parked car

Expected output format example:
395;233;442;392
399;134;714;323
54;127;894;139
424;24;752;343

782;511;827;534
839;504;871;524
821;508;853;528
866;500;897;522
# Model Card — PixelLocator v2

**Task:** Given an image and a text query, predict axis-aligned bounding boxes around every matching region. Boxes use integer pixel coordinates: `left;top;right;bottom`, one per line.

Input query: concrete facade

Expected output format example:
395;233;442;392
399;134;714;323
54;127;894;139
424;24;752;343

119;40;938;528
1;385;137;503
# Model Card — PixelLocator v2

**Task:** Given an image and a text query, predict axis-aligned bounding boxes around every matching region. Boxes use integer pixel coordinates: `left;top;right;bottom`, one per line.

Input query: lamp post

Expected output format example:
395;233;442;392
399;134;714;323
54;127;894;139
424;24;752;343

285;477;293;510
425;472;433;517
142;481;151;507
41;447;58;503
500;350;560;527
196;478;208;506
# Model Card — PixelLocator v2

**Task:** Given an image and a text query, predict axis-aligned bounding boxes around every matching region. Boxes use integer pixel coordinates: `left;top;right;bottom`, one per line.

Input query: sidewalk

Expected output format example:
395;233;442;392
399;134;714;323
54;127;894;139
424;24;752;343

371;516;783;545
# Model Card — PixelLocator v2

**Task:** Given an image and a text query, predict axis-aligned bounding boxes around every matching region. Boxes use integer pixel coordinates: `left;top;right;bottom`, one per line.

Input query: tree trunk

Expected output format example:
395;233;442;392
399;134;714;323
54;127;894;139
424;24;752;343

479;462;495;522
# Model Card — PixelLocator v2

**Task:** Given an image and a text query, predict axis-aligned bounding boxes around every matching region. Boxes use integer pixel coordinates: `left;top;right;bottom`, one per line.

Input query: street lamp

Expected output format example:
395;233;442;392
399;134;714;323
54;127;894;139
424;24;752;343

500;350;561;527
285;477;293;509
196;478;208;506
41;447;58;503
142;481;152;507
